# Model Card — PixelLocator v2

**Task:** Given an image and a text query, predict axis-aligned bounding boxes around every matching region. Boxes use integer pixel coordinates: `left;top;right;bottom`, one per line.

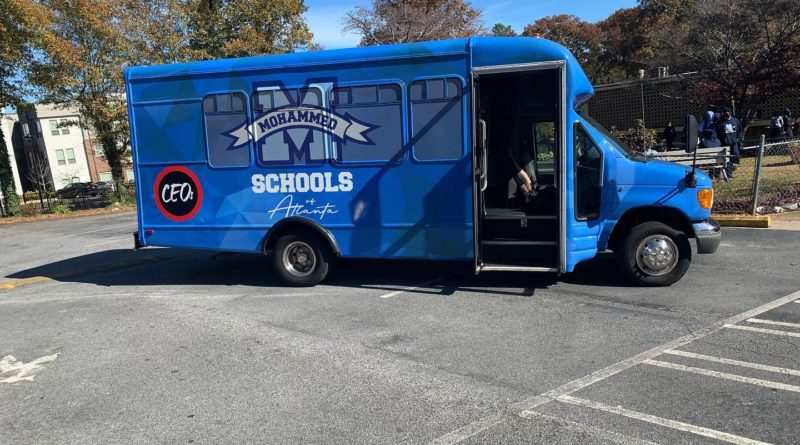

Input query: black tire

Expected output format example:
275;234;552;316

272;229;332;287
618;221;691;286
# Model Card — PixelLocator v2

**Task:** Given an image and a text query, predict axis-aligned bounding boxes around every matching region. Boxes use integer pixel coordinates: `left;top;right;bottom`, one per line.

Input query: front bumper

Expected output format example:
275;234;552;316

693;220;721;254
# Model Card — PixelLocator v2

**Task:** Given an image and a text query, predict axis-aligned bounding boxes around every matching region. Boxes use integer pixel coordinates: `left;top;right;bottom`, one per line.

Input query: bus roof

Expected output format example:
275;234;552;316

124;37;591;93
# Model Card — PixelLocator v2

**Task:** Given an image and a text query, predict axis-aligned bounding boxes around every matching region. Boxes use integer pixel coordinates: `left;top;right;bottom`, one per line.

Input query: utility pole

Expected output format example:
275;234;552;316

639;69;646;147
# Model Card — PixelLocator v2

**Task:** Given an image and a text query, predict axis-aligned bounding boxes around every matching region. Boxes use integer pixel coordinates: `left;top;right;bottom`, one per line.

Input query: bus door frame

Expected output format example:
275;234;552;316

470;60;567;274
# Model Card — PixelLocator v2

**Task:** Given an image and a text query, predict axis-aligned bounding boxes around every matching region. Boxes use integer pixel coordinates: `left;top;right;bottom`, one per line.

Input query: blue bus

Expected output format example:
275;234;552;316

125;37;720;287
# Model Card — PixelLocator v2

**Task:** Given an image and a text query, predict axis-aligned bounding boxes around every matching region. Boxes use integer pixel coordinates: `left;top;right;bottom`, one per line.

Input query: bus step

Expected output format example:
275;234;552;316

480;264;557;273
482;216;557;242
480;242;558;265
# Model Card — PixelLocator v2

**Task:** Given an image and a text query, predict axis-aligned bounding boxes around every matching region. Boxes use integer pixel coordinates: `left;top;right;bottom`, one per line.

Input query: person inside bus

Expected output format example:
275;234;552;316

507;137;539;208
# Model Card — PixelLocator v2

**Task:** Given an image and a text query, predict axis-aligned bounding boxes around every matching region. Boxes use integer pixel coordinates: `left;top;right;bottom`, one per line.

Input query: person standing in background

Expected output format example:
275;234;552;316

769;111;784;141
699;110;716;134
699;111;717;147
717;108;741;177
663;122;676;150
783;108;794;139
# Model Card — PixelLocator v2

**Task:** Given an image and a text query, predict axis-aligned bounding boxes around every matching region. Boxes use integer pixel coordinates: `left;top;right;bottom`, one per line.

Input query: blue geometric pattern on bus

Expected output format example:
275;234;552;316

126;37;712;272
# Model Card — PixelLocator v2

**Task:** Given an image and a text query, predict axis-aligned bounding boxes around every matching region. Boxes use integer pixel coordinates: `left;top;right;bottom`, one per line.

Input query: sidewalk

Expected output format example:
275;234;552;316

0;205;135;225
770;211;800;231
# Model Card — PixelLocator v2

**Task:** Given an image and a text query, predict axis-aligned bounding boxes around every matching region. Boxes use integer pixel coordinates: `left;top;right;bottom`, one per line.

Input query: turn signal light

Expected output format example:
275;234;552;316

697;189;713;209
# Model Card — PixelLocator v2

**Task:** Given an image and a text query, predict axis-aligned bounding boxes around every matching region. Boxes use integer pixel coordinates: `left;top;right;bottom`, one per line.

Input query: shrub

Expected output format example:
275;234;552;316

19;203;41;217
50;204;72;215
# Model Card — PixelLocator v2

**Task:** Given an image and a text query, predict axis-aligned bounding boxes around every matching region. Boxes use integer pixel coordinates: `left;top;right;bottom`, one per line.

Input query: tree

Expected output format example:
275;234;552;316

0;0;50;215
652;0;800;127
0;120;20;215
31;0;136;201
31;0;317;201
343;0;486;46
26;151;52;211
597;8;652;82
522;15;604;82
181;0;317;60
491;23;516;37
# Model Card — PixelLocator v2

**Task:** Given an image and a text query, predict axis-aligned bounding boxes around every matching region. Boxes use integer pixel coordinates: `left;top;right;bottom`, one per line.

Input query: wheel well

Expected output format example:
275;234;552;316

262;218;340;256
608;207;694;252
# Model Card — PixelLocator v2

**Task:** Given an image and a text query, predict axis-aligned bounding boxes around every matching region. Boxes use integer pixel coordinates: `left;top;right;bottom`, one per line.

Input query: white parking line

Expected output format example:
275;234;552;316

644;359;800;393
518;410;660;445
664;350;800;377
747;318;800;330
428;414;506;445
429;289;800;445
378;271;464;299
724;324;800;338
557;395;771;445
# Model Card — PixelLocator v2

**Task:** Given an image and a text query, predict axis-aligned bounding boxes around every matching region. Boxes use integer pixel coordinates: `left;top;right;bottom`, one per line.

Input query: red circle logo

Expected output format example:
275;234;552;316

153;166;203;222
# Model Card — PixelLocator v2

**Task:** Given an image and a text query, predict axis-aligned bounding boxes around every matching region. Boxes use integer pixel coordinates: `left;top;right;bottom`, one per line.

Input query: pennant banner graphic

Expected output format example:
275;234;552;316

225;106;375;148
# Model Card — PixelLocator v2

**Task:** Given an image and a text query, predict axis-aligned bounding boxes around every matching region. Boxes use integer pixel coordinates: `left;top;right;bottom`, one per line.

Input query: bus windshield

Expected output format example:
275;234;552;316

578;109;644;161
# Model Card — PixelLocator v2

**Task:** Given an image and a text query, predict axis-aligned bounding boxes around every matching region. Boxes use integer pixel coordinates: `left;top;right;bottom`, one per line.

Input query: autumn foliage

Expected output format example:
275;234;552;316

344;0;485;46
5;0;316;202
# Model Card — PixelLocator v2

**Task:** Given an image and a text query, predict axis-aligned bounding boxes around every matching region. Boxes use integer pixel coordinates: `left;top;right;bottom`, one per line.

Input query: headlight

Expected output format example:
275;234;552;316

697;188;713;210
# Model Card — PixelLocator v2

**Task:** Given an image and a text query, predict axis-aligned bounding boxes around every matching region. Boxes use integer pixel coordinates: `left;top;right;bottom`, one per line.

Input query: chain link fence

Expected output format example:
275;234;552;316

713;137;800;214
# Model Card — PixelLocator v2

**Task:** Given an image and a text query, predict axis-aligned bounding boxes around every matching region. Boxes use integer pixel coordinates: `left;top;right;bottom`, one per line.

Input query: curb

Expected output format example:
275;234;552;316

712;214;771;228
0;207;135;225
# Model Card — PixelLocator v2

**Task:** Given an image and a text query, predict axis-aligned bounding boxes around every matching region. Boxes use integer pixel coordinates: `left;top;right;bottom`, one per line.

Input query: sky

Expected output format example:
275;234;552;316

304;0;638;49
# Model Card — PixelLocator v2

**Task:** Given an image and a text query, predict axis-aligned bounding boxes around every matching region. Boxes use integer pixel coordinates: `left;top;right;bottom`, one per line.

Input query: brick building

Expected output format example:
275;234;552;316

16;104;133;192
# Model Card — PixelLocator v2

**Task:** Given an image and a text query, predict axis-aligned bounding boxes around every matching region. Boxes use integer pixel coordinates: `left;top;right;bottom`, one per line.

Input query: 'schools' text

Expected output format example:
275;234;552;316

251;172;354;194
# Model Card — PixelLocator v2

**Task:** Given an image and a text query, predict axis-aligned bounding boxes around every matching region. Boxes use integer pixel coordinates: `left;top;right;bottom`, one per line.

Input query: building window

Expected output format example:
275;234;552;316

71;176;80;183
253;87;326;165
99;172;112;182
409;78;464;161
22;123;30;137
92;140;104;157
55;149;66;165
65;148;76;164
126;169;134;182
35;120;42;136
49;120;59;136
330;83;403;163
203;92;250;168
59;118;70;135
61;178;70;187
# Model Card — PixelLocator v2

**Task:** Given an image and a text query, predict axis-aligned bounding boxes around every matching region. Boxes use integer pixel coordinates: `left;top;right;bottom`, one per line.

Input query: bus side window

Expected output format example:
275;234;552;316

574;124;603;220
253;87;326;165
533;121;555;172
330;83;403;163
203;92;250;168
410;78;464;161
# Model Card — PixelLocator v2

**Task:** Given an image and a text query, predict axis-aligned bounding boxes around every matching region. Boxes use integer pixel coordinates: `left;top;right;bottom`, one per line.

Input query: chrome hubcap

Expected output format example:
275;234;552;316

635;235;678;276
282;241;316;278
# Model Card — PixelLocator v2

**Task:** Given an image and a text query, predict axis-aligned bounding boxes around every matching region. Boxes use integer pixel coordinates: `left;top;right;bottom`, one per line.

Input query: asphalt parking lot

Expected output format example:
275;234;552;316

1;212;800;444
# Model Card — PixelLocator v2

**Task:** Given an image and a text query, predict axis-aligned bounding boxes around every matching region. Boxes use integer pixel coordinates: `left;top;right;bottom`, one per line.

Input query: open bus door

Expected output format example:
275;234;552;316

472;62;566;273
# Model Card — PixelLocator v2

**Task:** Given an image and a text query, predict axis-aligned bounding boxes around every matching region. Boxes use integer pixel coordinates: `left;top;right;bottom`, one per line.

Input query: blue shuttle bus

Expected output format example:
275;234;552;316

125;37;720;286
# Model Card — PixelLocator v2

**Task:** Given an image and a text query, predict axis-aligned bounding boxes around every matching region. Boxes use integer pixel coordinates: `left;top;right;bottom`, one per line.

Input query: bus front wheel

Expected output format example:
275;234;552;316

273;229;332;287
619;221;691;286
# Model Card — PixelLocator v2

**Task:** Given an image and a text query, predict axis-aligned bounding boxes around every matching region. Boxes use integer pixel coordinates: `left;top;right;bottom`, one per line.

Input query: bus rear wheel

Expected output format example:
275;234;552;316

273;229;331;287
619;221;691;286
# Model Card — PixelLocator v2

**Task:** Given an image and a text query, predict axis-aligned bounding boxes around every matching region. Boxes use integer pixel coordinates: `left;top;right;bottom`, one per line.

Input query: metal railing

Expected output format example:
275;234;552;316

2;187;136;218
713;136;800;214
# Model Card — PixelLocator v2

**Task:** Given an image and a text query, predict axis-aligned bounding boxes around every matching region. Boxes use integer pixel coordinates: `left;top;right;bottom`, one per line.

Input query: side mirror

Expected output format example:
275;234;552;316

684;114;698;153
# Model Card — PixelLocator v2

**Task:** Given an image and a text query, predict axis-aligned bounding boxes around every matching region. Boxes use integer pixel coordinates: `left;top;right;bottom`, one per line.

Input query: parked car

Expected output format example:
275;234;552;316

94;181;115;194
55;182;100;199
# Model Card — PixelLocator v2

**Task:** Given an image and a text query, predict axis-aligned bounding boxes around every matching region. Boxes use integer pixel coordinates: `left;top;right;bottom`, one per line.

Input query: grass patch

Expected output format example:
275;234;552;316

713;154;800;213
